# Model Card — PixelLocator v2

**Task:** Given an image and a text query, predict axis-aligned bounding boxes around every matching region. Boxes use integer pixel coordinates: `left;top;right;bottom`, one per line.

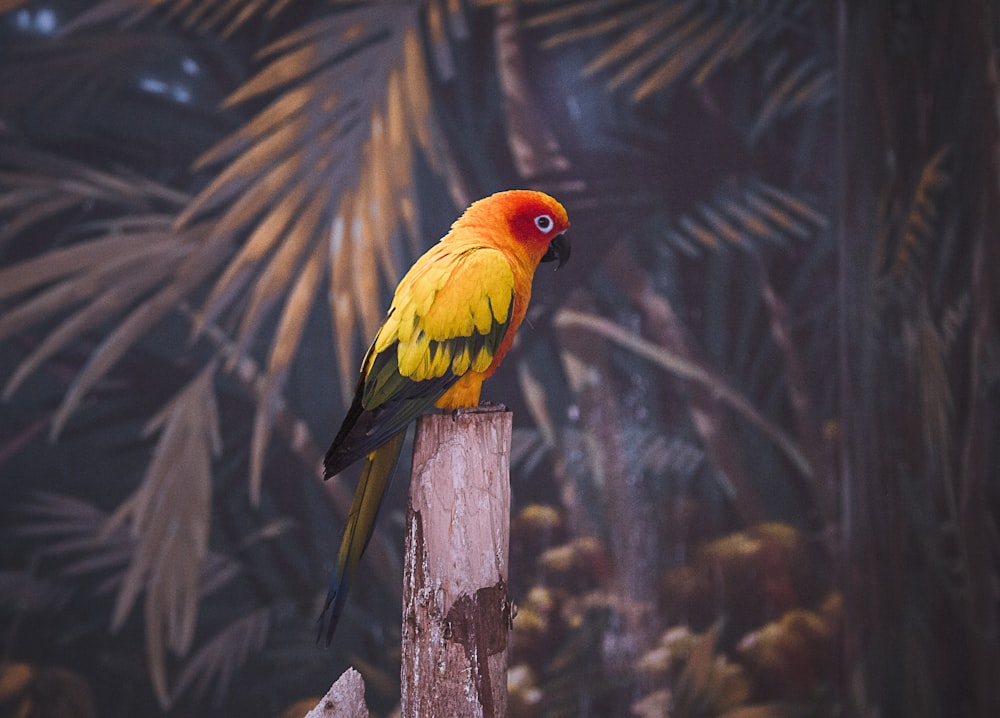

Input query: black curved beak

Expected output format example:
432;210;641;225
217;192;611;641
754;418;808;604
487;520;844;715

541;232;570;270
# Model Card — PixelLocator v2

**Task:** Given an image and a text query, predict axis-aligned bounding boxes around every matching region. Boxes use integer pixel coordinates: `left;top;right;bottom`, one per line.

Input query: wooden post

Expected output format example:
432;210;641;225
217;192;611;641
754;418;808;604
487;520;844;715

400;410;513;718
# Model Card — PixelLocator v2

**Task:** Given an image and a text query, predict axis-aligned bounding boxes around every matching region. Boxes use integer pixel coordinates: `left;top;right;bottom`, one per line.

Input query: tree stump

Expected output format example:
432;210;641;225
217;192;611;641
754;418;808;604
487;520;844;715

400;409;513;718
304;668;369;718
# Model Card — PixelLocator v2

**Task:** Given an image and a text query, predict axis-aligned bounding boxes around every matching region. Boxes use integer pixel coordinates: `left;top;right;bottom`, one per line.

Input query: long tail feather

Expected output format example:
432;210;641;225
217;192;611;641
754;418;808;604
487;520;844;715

318;431;406;646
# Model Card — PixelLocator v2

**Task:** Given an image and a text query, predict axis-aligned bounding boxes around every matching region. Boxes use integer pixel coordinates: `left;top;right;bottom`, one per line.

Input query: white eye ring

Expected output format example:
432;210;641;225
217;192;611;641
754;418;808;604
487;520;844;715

534;214;554;233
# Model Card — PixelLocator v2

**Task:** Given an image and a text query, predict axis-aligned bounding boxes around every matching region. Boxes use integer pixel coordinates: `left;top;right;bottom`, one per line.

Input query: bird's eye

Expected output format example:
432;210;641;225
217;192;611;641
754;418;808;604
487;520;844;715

534;214;554;233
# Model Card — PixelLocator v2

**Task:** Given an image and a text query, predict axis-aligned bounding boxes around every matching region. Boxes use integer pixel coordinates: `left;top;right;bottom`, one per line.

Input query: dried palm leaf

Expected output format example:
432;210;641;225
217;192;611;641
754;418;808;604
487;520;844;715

12;491;240;598
2;232;190;400
193;178;312;337
591;6;690;85
534;2;660;49
101;364;219;708
427;0;455;78
627;13;729;101
56;542;135;580
13;496;133;588
670;178;826;253
495;1;572;179
0;139;216;437
328;191;359;398
0;236;170;332
232;183;329;359
13;492;107;536
750;55;836;141
1;141;184;202
891;146;951;291
916;309;954;488
692;15;763;85
249;239;327;502
0;233;155;300
59;0;295;37
173;8;449;477
169;607;271;707
529;0;812;102
325;25;446;397
352;188;384;339
0;141;181;256
47;225;226;439
0;195;84;248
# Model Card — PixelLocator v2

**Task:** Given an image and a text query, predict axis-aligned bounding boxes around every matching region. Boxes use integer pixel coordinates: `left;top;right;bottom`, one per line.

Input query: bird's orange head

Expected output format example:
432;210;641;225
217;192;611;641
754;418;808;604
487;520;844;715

456;189;571;268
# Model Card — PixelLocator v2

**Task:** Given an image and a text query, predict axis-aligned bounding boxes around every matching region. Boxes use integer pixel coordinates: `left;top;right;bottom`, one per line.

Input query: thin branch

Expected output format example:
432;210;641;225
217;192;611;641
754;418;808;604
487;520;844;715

553;308;813;482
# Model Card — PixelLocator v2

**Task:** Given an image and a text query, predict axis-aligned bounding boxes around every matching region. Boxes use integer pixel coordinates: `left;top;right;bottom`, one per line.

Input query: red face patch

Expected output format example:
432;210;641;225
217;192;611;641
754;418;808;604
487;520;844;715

506;194;570;247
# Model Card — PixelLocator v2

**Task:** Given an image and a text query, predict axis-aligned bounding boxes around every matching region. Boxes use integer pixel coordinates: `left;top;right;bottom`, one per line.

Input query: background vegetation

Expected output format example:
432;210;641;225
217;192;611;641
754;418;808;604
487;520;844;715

0;1;997;717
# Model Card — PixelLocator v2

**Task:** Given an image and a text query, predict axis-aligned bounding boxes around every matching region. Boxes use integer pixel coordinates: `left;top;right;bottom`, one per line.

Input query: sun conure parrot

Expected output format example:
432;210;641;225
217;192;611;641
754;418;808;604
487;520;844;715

318;189;570;645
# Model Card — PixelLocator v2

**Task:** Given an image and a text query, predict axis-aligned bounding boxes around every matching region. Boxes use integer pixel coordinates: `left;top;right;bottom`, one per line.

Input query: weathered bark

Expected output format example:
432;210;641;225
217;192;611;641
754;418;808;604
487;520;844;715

400;410;513;718
305;668;369;718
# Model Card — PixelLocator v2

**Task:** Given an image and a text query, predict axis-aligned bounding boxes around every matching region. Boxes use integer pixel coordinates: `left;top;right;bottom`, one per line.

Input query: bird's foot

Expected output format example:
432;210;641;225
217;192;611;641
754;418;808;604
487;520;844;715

452;401;507;417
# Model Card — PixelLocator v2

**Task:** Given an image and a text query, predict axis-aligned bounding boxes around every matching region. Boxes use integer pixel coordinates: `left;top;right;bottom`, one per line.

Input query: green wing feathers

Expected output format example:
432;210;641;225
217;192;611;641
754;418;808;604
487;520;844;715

363;247;514;405
323;246;514;479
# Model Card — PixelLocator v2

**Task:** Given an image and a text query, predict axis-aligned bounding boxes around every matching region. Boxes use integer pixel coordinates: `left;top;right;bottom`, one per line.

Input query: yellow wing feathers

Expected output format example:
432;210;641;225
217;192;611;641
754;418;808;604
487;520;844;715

369;247;514;387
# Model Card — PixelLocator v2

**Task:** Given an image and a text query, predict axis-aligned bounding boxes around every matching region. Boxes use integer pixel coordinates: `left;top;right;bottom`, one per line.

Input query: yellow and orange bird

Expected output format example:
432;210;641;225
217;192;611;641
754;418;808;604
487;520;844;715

319;189;570;644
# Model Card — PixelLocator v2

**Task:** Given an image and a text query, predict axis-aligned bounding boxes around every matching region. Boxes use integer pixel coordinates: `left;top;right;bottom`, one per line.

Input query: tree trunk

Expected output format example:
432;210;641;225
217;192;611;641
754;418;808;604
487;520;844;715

400;409;513;718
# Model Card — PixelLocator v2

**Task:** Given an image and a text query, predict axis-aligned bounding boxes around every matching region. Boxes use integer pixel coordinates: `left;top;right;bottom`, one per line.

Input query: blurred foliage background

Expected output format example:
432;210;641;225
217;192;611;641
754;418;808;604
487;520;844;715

0;1;997;717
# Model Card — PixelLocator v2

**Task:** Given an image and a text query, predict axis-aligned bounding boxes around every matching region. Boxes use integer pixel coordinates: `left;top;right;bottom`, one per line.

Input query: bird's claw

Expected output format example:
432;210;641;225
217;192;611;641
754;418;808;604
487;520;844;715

452;402;507;418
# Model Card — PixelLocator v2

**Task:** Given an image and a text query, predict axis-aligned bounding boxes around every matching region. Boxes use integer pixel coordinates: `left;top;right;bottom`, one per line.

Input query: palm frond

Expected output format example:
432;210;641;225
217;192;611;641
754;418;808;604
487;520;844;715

171;6;449;497
11;489;241;599
529;0;814;103
169;607;271;707
101;363;219;708
2;4;454;505
249;239;325;502
495;1;573;180
0;30;227;163
756;256;838;501
0;141;185;252
13;491;111;536
916;308;953;483
668;177;827;255
0;570;72;613
12;494;135;579
939;291;970;351
54;224;223;439
888;146;951;295
0;141;223;441
426;0;469;79
750;55;836;141
0;218;193;401
59;0;294;37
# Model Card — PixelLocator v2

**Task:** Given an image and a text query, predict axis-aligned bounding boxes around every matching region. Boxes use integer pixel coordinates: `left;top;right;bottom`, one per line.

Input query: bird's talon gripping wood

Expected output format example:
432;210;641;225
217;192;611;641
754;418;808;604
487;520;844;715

453;402;507;419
